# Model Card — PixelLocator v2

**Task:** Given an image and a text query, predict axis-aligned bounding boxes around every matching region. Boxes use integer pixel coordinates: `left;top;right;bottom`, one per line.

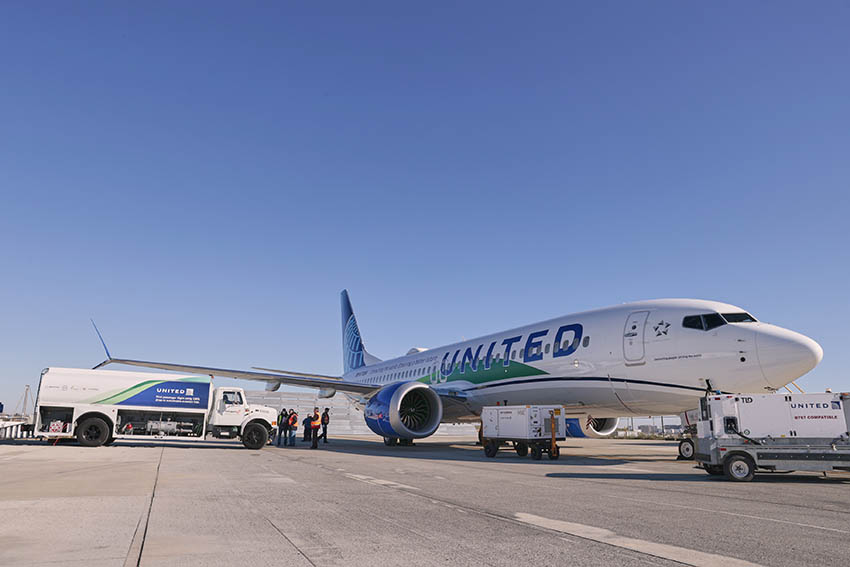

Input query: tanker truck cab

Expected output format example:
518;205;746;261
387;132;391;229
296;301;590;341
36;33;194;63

33;367;277;450
208;386;278;448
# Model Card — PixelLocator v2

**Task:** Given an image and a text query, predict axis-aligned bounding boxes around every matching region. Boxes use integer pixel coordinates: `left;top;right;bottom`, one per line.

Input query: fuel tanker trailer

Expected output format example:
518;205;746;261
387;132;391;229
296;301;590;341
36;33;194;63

33;367;278;449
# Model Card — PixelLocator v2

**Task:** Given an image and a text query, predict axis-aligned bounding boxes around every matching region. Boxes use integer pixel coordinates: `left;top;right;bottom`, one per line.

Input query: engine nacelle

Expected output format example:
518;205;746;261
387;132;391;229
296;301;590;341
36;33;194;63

364;381;443;439
566;416;619;438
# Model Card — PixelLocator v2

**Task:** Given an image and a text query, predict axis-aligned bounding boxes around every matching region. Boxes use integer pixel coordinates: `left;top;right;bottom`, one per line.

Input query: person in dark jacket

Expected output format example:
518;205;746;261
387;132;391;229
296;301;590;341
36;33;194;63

276;408;288;447
302;414;311;441
320;408;330;443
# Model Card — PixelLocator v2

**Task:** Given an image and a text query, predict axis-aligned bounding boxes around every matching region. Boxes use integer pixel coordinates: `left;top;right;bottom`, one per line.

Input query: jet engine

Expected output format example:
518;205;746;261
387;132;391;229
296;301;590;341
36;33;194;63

364;381;443;440
566;416;619;438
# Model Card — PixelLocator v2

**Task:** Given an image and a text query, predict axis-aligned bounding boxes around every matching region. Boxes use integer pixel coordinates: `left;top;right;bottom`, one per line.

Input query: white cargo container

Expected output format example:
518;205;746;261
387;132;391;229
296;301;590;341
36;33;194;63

695;392;850;481
481;405;566;460
34;367;279;449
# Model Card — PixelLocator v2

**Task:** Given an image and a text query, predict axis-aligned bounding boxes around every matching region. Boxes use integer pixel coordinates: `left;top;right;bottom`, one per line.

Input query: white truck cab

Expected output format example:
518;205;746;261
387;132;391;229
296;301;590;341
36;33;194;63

207;386;279;445
33;368;279;449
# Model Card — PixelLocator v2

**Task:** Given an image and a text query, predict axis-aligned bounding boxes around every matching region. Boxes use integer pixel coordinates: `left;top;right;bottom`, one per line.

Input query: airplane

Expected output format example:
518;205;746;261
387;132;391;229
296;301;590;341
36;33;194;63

95;290;823;447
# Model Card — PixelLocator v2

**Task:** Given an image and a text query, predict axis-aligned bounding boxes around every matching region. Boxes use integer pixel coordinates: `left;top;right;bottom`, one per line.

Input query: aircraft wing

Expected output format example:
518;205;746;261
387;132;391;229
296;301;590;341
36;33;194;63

250;367;342;380
94;357;379;394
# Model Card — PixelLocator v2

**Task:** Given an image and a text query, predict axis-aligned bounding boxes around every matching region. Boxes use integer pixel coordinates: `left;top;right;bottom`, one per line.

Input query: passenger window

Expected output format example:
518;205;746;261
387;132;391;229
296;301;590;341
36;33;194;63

703;313;726;330
682;315;704;330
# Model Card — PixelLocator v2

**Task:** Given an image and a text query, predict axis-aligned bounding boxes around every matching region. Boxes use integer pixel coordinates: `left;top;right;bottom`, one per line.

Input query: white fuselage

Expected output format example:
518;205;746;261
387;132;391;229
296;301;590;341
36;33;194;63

343;299;822;420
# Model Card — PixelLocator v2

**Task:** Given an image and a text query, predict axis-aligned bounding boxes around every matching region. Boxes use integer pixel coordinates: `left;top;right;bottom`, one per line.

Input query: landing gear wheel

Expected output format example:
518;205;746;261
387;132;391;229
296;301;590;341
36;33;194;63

548;444;560;460
724;454;755;482
242;423;268;450
530;445;543;461
383;437;398;446
484;440;498;458
703;464;723;476
678;439;695;460
514;442;528;457
77;417;110;447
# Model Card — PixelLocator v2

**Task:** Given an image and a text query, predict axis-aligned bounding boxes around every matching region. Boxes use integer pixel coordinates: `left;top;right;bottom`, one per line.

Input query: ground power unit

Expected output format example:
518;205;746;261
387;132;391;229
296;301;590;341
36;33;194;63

481;405;566;460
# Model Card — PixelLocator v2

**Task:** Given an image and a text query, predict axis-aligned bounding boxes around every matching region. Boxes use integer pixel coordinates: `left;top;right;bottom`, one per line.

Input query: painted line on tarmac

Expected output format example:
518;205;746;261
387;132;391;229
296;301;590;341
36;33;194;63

515;512;763;567
123;446;164;567
344;473;420;491
603;493;850;535
580;464;655;473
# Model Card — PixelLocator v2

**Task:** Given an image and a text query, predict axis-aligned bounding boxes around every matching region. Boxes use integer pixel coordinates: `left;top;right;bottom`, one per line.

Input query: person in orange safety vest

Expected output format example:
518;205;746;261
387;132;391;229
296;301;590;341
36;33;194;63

286;410;298;446
310;407;321;449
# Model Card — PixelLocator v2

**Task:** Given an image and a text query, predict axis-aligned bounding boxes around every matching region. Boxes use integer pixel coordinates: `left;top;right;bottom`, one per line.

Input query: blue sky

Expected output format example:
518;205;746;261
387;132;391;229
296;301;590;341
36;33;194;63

1;2;848;411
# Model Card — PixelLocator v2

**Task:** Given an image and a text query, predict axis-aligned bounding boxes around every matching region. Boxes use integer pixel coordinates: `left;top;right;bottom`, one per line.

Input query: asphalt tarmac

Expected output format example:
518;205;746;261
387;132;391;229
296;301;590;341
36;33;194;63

1;435;848;566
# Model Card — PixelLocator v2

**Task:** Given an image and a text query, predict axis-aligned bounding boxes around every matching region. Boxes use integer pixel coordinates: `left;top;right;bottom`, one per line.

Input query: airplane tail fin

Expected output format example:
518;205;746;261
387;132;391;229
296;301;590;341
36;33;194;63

341;290;381;373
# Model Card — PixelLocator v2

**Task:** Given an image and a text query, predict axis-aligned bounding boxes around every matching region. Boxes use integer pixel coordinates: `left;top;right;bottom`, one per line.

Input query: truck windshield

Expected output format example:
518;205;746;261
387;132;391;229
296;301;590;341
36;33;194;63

223;392;243;405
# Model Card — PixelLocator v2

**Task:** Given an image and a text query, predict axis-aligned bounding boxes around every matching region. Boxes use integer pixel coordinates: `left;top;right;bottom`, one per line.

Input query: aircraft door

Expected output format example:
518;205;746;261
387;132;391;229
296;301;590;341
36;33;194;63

623;311;650;363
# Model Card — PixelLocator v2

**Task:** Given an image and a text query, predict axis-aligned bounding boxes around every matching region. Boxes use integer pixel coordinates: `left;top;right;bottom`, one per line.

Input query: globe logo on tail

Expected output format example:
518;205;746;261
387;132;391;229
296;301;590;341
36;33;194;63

344;315;364;372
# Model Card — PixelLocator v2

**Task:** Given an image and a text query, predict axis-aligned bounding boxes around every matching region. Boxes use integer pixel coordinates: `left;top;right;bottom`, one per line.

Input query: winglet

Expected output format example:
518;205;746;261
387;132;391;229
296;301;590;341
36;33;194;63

90;319;113;369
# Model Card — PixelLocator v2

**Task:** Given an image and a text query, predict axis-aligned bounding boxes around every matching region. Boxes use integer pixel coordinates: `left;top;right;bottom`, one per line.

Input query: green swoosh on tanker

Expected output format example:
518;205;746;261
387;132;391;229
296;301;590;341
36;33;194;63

85;376;211;405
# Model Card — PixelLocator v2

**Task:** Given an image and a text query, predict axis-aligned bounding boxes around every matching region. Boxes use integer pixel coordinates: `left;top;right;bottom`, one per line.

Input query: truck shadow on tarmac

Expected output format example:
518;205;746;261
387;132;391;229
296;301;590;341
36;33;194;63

0;438;259;450
546;471;850;483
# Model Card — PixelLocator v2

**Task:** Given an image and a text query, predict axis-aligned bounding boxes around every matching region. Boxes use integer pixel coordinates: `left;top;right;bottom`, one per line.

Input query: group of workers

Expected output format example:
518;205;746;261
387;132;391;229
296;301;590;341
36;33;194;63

274;406;330;449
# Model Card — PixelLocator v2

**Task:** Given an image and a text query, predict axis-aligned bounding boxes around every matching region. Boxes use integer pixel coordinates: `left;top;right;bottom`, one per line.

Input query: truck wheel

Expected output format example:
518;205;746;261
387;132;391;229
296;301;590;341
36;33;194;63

530;445;543;461
724;454;755;482
483;440;498;458
77;417;110;447
514;442;529;457
242;423;268;450
548;444;560;460
678;439;695;460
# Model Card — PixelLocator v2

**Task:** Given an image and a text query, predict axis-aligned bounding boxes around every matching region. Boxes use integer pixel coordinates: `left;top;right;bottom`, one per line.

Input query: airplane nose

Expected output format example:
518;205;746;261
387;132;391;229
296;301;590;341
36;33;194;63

755;325;823;388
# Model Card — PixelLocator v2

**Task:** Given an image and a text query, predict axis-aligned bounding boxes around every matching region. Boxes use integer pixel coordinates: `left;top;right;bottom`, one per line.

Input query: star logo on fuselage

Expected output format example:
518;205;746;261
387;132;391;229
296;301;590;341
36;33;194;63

654;320;670;337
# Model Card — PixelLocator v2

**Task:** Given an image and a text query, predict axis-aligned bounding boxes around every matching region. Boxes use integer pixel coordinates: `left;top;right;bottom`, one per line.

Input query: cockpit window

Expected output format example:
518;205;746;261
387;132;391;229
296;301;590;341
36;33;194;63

682;313;727;331
702;313;726;330
722;312;757;323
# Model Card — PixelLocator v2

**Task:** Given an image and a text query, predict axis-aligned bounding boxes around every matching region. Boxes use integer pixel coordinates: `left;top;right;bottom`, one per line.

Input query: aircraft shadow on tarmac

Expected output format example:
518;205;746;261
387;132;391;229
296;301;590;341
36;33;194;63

276;438;634;466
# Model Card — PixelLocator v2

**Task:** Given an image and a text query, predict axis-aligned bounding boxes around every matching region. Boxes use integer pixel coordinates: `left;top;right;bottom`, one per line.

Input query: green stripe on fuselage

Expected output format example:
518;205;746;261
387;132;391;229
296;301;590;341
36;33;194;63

419;360;547;386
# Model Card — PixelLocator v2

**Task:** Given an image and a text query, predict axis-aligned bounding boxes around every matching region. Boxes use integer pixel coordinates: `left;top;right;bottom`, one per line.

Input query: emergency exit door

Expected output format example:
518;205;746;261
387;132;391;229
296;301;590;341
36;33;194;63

623;311;650;363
